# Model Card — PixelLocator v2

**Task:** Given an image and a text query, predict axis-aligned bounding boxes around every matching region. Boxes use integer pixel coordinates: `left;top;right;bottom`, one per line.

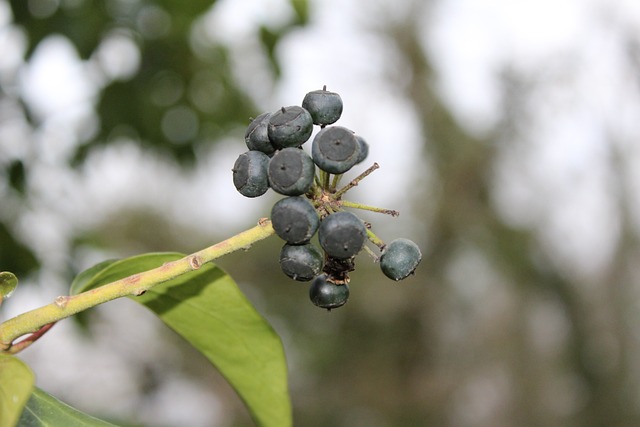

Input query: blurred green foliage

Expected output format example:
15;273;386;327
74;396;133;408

3;1;637;427
1;0;308;277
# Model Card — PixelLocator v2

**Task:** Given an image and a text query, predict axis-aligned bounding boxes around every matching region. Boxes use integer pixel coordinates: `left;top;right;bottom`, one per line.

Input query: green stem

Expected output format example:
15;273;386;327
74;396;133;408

363;245;380;262
366;228;386;250
322;171;331;189
340;200;399;217
330;174;342;192
333;162;379;199
0;219;276;352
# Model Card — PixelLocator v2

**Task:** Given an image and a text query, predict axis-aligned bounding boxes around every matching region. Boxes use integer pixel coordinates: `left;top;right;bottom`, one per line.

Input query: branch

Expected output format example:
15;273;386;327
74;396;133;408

0;219;275;352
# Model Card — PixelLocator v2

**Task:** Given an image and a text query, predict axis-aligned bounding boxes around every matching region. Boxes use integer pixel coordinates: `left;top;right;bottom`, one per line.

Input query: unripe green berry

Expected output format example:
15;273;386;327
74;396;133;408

380;238;422;280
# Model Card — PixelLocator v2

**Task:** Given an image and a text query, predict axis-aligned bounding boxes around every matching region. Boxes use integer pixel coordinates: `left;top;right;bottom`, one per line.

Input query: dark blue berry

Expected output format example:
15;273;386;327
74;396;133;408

312;126;360;174
380;238;422;280
302;87;343;125
232;150;270;198
309;274;349;310
267;106;313;149
268;147;316;196
318;211;366;258
279;243;324;281
245;112;276;155
355;135;369;164
271;196;320;244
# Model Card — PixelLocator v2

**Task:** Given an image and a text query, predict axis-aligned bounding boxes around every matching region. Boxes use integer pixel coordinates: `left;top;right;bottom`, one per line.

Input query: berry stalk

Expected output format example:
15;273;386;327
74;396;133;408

366;228;386;250
0;219;276;353
332;162;379;199
339;200;399;217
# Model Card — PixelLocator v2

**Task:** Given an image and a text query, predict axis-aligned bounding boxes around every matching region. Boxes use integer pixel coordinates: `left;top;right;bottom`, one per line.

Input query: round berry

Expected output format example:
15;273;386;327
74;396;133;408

232;150;270;198
380;238;422;281
302;87;343;125
309;274;349;310
279;243;324;281
245;112;276;155
355;135;369;164
318;211;366;258
268;147;316;196
311;126;360;174
267;106;313;149
271;196;320;244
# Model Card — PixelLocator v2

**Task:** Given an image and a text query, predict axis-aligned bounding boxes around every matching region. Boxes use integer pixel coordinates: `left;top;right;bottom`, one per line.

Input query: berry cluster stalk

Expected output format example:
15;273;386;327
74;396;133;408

0;219;276;354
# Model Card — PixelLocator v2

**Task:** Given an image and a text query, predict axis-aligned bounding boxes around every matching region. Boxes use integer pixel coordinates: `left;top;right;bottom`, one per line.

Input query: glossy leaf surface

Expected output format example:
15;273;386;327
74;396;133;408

71;253;291;427
0;272;18;300
0;354;34;427
18;388;118;427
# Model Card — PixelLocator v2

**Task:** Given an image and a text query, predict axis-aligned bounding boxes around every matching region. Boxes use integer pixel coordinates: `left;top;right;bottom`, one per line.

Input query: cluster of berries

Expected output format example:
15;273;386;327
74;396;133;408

232;87;421;310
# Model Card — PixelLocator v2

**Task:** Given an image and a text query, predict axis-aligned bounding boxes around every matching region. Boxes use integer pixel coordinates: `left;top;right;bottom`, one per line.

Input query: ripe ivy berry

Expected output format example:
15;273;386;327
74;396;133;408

379;238;422;280
232;150;270;198
268;147;316;196
245;112;276;155
311;126;360;174
232;87;424;309
267;106;314;149
302;87;343;126
355;135;369;164
279;243;324;281
318;211;366;258
309;274;350;310
271;196;320;244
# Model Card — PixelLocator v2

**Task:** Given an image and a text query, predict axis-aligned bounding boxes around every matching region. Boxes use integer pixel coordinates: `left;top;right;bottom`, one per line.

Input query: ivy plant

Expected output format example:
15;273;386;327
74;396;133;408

0;89;421;426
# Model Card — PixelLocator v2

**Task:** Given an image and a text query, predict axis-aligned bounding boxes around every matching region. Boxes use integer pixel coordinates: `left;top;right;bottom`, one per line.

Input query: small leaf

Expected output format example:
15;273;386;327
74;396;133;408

71;253;292;427
0;353;34;427
0;271;18;300
18;387;118;427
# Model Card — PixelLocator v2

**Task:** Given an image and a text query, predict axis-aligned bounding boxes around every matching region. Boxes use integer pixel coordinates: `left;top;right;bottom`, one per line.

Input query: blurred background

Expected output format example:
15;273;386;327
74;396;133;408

1;0;640;426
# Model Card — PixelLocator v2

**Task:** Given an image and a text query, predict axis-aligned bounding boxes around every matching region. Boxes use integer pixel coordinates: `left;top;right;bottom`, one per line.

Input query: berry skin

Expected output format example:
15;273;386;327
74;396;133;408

379;238;422;281
309;274;349;310
311;126;360;174
355;135;369;164
279;243;324;281
232;150;270;198
267;106;314;149
268;147;316;196
302;87;343;125
245;112;276;155
318;211;366;259
271;196;320;244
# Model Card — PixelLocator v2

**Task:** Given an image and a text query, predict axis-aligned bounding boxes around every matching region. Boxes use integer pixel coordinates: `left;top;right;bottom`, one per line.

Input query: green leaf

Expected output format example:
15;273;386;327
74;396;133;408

0;353;34;427
18;387;118;427
69;259;119;296
0;271;18;300
71;253;291;427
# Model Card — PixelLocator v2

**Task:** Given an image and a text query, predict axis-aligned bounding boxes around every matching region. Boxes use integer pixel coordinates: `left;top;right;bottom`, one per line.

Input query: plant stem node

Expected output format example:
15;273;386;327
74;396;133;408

54;296;69;309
